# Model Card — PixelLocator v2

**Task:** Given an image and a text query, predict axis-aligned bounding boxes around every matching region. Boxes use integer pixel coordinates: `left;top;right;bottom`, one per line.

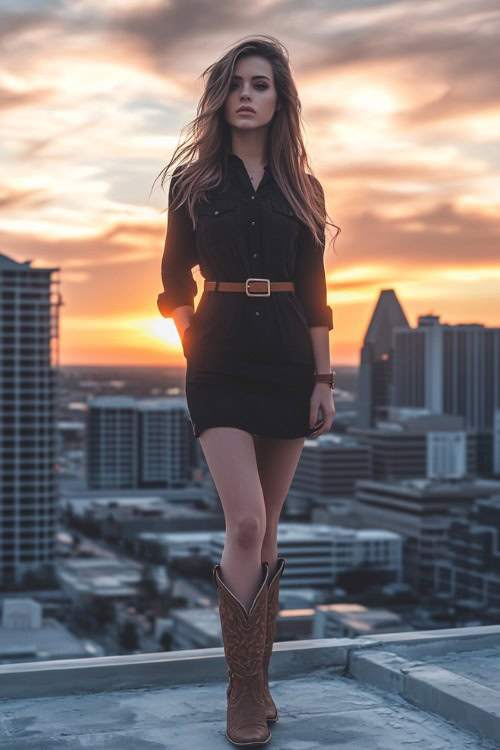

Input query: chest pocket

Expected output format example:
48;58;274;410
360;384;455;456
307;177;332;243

268;199;301;244
196;200;238;244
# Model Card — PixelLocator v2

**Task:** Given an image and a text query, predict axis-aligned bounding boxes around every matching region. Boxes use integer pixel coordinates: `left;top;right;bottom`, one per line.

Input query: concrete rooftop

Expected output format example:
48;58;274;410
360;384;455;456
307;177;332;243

0;626;499;749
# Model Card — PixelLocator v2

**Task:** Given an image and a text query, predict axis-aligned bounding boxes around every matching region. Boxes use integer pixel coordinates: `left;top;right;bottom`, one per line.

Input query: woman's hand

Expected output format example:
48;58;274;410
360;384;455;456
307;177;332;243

181;323;191;344
308;383;335;437
172;305;195;346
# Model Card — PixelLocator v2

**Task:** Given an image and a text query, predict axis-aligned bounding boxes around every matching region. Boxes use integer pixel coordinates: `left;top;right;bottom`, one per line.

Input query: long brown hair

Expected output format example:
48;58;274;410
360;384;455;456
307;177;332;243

151;34;340;254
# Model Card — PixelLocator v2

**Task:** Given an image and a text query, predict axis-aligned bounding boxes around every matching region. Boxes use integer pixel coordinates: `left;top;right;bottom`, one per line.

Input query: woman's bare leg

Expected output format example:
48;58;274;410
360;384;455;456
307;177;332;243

252;435;306;574
199;426;267;612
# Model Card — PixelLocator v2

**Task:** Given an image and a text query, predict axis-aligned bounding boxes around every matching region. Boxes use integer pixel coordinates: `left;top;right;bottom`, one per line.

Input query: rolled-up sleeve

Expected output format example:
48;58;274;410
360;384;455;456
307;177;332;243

157;166;199;318
294;178;333;331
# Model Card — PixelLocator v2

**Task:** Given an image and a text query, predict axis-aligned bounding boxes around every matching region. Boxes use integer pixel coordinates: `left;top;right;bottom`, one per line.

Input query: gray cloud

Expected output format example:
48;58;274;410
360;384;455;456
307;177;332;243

338;200;500;267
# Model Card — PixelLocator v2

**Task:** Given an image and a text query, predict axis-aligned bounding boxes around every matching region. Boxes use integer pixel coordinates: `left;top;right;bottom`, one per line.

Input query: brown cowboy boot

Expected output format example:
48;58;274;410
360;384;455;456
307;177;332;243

213;561;272;746
262;557;286;722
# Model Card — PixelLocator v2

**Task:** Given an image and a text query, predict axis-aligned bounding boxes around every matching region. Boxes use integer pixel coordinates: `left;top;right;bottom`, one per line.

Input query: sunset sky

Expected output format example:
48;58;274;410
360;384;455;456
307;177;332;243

1;0;499;366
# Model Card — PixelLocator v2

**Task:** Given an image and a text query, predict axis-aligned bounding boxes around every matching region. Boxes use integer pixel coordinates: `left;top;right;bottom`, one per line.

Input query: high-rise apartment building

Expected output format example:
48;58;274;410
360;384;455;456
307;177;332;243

392;316;500;433
358;291;500;474
86;396;194;489
0;252;62;585
392;316;500;474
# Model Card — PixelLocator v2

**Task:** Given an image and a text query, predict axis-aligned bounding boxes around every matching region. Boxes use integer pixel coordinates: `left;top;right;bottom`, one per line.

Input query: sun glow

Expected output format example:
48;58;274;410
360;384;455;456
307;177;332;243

143;317;182;350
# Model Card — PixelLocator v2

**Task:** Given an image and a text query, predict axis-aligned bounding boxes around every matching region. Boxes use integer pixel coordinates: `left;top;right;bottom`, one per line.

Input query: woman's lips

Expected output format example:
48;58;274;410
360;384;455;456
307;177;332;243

237;109;255;115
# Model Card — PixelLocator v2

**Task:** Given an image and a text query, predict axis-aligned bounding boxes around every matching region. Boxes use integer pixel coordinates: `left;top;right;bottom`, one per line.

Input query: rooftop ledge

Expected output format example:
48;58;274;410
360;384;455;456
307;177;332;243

1;625;500;748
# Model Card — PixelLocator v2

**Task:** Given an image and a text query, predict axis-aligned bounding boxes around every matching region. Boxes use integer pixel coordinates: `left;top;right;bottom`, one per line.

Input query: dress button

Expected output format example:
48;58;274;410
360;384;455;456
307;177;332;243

214;210;219;215
253;253;258;258
251;195;255;200
255;311;260;316
251;221;255;226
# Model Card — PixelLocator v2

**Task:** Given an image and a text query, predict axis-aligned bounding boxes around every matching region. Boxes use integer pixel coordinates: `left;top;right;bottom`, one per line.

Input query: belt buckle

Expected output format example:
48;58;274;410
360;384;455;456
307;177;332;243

245;278;271;297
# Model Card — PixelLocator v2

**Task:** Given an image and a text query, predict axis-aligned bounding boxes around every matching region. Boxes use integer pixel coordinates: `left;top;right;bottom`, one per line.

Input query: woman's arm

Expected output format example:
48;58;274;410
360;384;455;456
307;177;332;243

293;177;333;334
294;177;335;435
157;166;199;340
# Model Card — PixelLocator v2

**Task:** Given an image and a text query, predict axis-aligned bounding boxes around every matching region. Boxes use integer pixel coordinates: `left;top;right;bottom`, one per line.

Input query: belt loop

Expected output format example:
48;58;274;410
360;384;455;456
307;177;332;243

215;280;219;292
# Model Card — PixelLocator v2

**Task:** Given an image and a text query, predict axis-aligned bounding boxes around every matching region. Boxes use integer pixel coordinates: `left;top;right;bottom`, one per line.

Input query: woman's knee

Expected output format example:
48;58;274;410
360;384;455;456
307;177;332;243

228;514;266;550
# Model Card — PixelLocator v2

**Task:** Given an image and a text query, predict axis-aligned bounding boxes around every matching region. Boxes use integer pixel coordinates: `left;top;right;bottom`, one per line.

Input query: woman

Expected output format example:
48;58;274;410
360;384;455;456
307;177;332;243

154;35;339;746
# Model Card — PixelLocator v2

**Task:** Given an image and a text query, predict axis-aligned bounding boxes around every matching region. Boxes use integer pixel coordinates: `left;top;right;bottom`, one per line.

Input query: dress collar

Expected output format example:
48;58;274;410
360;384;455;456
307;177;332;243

228;152;269;170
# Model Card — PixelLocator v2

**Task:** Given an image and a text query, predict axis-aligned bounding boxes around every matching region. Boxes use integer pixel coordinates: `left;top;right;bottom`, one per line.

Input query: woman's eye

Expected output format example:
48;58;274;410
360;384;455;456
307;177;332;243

229;82;268;90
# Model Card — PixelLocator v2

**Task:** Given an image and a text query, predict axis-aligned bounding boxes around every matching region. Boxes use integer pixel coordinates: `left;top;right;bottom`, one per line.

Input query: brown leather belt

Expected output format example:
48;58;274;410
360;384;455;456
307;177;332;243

204;278;294;297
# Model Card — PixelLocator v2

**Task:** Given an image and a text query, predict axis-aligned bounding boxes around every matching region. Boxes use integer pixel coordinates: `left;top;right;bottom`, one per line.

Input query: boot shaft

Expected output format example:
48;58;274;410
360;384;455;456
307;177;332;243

213;562;272;745
213;562;269;673
264;557;286;660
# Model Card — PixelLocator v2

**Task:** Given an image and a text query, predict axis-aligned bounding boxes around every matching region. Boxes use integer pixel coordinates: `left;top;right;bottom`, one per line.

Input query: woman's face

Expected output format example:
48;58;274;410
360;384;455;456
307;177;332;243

224;55;279;131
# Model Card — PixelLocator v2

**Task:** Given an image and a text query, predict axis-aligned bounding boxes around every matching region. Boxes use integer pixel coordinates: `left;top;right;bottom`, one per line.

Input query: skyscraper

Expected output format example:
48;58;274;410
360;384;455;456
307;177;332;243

392;316;500;474
357;289;410;427
0;252;62;585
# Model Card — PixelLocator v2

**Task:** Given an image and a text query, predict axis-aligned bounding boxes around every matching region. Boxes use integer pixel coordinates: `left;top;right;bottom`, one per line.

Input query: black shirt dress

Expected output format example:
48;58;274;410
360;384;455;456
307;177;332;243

157;152;333;439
